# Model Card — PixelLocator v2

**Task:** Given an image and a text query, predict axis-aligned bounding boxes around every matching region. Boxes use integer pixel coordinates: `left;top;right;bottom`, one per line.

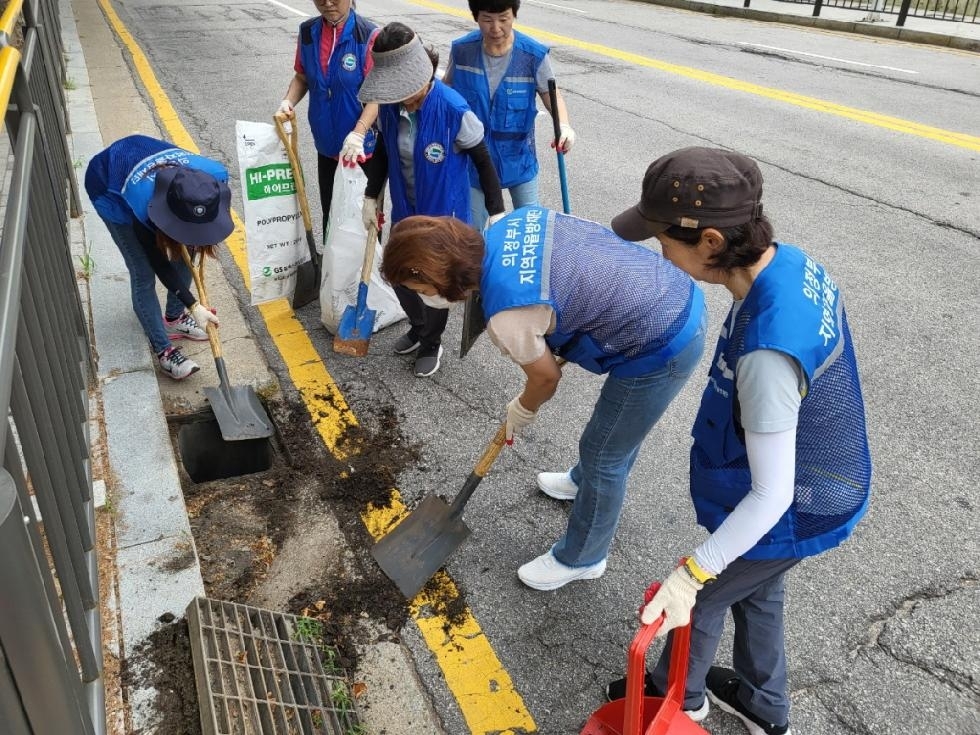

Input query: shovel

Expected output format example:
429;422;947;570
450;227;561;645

373;358;567;597
372;422;508;598
548;78;572;215
274;114;320;310
333;212;380;357
180;246;274;441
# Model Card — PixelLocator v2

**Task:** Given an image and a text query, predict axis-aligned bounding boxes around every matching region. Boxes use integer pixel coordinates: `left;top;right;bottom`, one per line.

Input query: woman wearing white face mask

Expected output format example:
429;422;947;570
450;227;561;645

381;207;706;591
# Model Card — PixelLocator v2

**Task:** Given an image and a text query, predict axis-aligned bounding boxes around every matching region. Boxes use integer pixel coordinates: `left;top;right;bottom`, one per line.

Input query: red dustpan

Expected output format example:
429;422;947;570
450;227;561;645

582;583;709;735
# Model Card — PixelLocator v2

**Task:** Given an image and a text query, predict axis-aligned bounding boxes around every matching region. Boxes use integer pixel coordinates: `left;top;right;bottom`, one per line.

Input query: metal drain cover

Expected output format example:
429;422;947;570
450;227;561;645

186;597;363;734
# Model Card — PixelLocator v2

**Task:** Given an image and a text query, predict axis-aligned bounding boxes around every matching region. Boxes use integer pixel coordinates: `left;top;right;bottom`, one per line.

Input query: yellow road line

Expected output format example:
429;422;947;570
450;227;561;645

409;0;980;152
97;0;536;731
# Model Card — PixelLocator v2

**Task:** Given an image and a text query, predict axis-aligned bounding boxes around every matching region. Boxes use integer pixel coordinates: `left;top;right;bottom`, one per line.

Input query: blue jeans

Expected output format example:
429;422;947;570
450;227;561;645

469;177;540;229
103;219;191;354
651;557;800;724
551;313;707;567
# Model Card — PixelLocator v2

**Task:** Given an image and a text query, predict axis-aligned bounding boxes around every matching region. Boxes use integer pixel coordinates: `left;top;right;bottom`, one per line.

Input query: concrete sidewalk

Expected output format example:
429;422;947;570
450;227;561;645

638;0;980;51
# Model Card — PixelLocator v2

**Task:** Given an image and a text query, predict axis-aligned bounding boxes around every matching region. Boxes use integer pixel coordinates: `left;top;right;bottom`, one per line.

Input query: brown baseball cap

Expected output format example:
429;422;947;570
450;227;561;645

611;147;764;242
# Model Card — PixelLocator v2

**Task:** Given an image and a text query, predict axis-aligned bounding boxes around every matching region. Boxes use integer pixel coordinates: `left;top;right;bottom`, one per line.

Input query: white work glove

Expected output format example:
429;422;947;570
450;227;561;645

639;561;705;636
340;131;366;168
505;396;537;445
277;99;294;119
362;197;380;233
552;123;576;153
190;302;219;329
486;211;506;229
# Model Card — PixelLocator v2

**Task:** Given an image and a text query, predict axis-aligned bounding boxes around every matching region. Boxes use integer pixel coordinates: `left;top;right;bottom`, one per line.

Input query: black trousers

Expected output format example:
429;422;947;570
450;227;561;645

394;285;448;349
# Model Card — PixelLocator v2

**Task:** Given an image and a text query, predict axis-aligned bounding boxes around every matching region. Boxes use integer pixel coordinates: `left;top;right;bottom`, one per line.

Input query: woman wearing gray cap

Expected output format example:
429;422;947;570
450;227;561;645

606;147;872;735
358;22;505;378
85;135;234;380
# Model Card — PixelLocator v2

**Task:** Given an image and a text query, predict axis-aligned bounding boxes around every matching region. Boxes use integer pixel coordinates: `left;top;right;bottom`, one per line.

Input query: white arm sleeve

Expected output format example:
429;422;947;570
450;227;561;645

693;427;797;576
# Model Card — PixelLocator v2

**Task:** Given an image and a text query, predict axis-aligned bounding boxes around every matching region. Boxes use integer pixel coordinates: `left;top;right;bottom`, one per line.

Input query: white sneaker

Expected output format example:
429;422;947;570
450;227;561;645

164;312;208;341
517;550;606;591
157;346;199;380
536;471;578;500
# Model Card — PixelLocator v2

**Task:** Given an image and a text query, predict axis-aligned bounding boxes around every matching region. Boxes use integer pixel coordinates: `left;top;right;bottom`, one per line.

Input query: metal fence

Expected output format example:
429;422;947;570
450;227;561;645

0;0;103;731
774;0;979;23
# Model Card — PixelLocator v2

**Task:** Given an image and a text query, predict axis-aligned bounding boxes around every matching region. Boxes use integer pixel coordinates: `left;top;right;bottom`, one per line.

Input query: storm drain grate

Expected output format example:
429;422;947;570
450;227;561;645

186;597;363;735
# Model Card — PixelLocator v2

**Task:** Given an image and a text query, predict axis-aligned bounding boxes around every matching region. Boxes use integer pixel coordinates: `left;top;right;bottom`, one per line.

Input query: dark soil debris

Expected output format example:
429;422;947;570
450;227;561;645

123;618;201;735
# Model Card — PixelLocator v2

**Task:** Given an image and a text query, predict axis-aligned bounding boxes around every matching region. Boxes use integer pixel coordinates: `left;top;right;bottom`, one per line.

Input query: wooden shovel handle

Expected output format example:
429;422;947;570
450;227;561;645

359;189;385;285
179;245;222;359
474;358;568;477
274;114;314;234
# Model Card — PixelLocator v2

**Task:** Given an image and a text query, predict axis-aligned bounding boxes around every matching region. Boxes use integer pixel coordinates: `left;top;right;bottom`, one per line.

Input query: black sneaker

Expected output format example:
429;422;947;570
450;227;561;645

393;331;421;354
605;671;709;722
414;344;443;377
706;666;791;735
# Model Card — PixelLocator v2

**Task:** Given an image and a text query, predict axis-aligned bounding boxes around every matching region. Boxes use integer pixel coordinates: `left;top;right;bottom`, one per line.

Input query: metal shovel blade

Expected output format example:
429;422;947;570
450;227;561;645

291;233;321;309
371;494;471;598
204;365;274;442
459;289;487;359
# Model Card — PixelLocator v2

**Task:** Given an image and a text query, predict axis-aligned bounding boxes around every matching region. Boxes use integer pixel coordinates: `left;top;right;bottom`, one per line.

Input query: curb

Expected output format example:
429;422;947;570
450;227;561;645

60;0;207;731
635;0;980;52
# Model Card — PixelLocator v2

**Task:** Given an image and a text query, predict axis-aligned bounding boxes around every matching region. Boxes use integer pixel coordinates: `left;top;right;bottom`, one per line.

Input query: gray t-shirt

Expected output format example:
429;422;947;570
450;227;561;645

396;106;484;206
730;301;805;433
444;49;555;98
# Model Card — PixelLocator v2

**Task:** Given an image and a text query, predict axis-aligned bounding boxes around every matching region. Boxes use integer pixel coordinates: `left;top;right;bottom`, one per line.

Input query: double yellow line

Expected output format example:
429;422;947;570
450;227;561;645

415;0;980;152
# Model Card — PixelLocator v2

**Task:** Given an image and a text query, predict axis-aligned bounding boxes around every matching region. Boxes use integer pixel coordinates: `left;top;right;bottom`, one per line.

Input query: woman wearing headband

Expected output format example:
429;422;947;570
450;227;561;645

358;22;505;378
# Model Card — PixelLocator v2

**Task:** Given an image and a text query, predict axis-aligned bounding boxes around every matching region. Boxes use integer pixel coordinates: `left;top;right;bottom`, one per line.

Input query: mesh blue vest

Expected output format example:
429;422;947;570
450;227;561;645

481;207;703;376
449;30;546;188
690;243;872;559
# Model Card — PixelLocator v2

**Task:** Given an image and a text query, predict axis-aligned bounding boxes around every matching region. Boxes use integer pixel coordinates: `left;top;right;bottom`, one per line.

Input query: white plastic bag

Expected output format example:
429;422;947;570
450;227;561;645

235;120;308;305
320;165;405;334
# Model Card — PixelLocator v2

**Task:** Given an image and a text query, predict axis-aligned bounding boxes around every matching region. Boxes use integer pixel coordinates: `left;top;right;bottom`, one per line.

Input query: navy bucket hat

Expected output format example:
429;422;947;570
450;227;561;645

148;167;234;246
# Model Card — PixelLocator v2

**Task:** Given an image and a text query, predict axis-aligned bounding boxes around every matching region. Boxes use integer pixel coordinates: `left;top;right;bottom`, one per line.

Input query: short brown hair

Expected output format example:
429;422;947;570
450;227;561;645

381;216;484;301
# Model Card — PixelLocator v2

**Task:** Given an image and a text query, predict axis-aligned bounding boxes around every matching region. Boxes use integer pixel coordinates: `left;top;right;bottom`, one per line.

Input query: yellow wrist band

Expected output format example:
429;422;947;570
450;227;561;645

683;556;715;584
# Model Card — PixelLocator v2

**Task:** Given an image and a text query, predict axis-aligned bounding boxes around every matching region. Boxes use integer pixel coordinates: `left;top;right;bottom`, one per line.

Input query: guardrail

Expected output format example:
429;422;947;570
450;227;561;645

0;0;102;732
774;0;979;24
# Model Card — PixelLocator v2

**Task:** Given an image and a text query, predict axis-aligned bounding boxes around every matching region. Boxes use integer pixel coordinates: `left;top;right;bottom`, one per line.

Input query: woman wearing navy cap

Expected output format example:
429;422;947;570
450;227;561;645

85;135;234;379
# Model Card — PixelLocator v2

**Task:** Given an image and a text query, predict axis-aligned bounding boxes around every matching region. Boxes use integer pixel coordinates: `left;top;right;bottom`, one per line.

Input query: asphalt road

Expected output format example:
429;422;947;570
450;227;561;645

104;0;980;732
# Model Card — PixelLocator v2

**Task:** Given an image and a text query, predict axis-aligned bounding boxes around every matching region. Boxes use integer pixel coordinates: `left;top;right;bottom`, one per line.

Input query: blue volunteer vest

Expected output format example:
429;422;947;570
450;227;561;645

379;81;472;224
450;30;547;189
84;134;228;227
690;243;872;559
481;206;704;377
299;13;378;158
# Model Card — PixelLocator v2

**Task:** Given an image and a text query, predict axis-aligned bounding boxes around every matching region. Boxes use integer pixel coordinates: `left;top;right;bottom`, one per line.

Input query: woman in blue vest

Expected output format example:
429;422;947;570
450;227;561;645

379;207;707;590
444;0;575;229
85;135;234;380
358;22;505;378
606;147;872;735
276;0;384;237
